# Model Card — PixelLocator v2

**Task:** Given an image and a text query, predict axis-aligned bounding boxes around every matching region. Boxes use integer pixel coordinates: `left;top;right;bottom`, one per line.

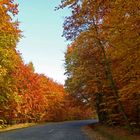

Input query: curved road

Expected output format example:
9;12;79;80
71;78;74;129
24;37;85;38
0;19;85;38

0;120;97;140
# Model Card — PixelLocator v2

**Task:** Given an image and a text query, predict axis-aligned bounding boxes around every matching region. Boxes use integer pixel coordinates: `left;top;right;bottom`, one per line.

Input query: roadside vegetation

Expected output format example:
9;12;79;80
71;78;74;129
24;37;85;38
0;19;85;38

60;0;140;134
0;123;35;132
0;0;93;129
0;0;139;137
84;124;140;140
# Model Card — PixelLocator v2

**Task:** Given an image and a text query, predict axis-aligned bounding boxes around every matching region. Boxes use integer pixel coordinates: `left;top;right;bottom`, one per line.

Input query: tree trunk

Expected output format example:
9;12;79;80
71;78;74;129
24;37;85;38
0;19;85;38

93;20;133;133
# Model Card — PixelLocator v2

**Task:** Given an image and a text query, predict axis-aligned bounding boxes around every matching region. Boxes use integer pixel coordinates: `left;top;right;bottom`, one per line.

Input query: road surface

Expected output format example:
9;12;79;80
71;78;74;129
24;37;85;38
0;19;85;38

0;120;97;140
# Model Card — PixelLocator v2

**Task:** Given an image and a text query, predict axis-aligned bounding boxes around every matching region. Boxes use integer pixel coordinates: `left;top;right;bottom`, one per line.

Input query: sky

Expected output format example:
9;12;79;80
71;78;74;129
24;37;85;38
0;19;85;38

16;0;70;85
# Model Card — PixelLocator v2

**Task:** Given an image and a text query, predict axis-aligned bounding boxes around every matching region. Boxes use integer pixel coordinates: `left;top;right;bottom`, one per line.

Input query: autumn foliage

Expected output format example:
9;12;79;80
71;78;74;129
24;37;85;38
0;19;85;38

61;0;140;131
0;0;93;125
0;0;139;132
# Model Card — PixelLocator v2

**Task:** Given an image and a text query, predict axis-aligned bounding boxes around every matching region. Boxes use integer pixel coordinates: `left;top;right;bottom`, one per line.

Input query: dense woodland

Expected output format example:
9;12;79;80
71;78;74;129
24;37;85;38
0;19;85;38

60;0;140;132
0;0;93;126
0;0;140;133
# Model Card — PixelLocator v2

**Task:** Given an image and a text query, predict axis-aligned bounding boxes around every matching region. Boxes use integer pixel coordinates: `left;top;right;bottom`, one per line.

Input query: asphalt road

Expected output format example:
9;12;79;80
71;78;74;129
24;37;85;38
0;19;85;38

0;120;97;140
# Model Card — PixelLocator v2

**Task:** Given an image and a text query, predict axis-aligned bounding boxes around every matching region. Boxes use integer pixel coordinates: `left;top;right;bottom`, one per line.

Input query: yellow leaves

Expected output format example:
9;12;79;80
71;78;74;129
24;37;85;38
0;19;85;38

0;0;22;119
62;0;140;126
0;1;20;49
13;92;22;103
0;65;7;76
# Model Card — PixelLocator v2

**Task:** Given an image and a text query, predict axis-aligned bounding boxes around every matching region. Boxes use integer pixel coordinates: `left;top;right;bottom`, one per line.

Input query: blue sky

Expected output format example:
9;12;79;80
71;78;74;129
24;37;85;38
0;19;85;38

16;0;70;84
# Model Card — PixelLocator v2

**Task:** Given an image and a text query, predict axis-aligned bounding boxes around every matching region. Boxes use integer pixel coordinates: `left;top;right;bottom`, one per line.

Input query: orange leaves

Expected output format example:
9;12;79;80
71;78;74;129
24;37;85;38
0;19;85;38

0;0;94;124
9;61;92;123
0;0;18;15
0;0;20;49
62;0;140;128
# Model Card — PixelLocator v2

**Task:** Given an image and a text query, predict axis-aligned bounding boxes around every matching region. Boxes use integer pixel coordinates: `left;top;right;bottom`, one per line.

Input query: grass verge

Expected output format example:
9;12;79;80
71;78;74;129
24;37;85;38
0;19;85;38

0;123;36;132
83;124;140;140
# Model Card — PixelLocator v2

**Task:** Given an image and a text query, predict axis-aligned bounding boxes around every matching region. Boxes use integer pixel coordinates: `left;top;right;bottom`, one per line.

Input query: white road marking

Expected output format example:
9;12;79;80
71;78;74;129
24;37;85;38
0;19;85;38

48;129;54;133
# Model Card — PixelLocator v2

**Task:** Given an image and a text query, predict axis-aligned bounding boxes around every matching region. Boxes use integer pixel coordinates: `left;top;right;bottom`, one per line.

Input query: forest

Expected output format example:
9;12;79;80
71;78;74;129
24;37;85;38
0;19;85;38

61;0;140;132
0;0;140;134
0;0;93;126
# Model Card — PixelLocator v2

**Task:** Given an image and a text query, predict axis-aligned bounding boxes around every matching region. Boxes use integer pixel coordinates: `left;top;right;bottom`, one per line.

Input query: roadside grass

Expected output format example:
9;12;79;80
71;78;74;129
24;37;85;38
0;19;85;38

84;124;140;140
0;123;36;132
83;126;108;140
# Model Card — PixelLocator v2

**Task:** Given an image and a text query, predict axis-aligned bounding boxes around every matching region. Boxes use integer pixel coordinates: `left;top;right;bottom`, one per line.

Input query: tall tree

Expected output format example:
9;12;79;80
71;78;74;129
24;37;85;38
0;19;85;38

60;0;139;131
0;0;21;124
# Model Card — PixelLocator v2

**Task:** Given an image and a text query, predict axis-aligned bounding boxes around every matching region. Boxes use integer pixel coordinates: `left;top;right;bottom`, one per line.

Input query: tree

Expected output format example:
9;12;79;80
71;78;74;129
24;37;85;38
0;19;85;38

27;61;35;72
0;0;21;124
60;0;140;131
